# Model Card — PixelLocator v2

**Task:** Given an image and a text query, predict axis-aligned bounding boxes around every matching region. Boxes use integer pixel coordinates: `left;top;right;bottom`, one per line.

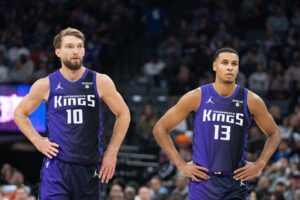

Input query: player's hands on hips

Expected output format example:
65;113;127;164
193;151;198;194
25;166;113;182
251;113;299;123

233;161;265;181
99;151;116;183
34;137;59;159
178;161;210;182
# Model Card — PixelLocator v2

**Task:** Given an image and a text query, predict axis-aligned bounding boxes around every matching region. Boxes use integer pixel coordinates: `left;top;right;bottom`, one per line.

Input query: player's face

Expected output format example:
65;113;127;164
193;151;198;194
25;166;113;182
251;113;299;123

213;52;239;84
55;35;85;70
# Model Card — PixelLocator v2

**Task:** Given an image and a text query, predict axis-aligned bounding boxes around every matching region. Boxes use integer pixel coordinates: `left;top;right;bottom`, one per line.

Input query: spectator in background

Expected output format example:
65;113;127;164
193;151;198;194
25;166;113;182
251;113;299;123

0;52;8;82
128;67;153;88
6;39;30;63
8;170;24;186
135;104;158;149
149;175;168;200
109;183;125;200
143;56;167;88
170;173;189;200
0;163;13;185
155;150;177;186
27;195;37;200
248;63;269;99
247;126;266;161
143;6;169;59
8;54;34;84
292;7;300;29
264;158;290;185
270;191;285;200
251;44;267;67
285;172;300;200
273;178;288;195
124;185;136;200
269;61;290;101
269;105;283;125
143;56;166;77
15;186;29;200
31;58;49;82
158;34;181;65
236;71;247;87
279;115;294;140
240;49;257;77
266;6;289;36
285;55;300;101
263;27;281;53
273;139;292;162
255;176;271;200
135;186;151;200
168;65;197;96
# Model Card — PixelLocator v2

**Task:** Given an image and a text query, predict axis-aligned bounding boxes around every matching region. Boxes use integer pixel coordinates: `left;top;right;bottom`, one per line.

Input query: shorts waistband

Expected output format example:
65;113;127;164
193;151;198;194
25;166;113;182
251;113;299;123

208;171;233;176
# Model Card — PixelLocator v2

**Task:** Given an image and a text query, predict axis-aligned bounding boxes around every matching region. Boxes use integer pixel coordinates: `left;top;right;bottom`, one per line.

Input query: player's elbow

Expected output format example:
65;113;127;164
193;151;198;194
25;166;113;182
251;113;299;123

118;106;131;122
275;128;282;143
268;128;282;145
13;107;23;124
152;122;166;138
124;107;131;121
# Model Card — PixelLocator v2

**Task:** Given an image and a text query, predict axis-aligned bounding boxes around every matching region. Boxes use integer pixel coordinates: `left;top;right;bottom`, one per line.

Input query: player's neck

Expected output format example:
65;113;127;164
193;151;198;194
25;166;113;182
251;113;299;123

212;81;236;97
60;66;85;82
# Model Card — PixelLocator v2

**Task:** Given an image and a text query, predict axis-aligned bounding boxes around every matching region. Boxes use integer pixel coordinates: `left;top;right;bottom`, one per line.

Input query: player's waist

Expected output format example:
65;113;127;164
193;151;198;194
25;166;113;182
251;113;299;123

208;170;233;176
193;161;234;176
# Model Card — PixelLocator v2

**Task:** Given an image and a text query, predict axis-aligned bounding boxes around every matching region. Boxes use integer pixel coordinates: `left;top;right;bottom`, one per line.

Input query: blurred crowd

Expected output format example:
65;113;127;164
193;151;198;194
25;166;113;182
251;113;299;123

1;0;300;199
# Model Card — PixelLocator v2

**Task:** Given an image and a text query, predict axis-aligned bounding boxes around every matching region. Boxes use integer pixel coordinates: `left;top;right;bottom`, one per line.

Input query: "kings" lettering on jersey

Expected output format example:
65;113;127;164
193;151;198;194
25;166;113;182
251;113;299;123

203;109;244;126
54;95;95;108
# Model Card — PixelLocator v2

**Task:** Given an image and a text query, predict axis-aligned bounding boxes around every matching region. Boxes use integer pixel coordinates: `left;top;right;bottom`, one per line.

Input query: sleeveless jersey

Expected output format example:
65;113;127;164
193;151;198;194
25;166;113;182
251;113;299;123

47;69;103;164
193;83;251;172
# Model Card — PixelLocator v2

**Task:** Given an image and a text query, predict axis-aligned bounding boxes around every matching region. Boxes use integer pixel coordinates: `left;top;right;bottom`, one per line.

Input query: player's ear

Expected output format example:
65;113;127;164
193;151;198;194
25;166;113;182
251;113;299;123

82;47;85;57
213;61;217;72
55;49;61;58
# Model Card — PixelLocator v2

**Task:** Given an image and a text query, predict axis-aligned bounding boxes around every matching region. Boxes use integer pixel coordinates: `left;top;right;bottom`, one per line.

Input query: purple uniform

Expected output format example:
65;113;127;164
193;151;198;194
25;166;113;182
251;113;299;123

40;69;103;200
189;84;251;200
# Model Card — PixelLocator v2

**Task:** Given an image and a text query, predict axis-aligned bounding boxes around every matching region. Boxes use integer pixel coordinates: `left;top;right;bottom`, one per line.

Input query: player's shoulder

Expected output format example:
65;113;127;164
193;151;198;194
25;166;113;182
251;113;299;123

177;88;202;111
246;89;264;104
181;87;202;103
95;72;112;82
28;77;50;100
32;77;50;89
246;89;267;115
186;87;202;97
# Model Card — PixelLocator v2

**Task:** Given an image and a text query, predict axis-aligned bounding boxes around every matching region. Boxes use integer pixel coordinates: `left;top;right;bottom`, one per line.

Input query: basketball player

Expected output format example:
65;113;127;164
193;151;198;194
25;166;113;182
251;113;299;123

14;27;131;199
153;47;281;199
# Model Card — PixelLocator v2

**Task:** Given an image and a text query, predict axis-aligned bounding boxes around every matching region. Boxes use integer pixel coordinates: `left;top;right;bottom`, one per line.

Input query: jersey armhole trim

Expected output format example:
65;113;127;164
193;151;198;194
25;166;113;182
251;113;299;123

243;89;251;127
46;75;53;103
93;71;101;103
194;87;203;117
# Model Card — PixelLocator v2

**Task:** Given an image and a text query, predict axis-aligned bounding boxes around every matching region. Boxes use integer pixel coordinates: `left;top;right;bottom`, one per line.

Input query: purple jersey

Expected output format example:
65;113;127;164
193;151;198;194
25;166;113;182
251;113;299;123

193;84;251;172
47;69;103;164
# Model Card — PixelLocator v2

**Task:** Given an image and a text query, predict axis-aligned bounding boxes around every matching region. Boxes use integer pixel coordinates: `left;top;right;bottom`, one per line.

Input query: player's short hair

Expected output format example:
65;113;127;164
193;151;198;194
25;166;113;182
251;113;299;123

53;27;85;49
213;47;239;62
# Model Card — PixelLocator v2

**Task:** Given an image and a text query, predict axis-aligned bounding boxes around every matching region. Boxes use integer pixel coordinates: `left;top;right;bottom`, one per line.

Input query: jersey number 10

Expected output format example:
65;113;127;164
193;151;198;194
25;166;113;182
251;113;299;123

214;125;230;140
66;109;83;124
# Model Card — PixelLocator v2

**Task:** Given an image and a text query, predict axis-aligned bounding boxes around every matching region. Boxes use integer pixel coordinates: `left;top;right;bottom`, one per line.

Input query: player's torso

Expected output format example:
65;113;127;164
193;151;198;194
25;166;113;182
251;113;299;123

47;69;103;164
193;84;251;172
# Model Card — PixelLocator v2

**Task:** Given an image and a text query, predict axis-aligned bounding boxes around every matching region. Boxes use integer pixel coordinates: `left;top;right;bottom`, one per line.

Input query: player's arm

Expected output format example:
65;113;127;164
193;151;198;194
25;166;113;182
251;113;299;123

153;89;210;182
14;78;59;159
97;74;131;183
234;91;281;181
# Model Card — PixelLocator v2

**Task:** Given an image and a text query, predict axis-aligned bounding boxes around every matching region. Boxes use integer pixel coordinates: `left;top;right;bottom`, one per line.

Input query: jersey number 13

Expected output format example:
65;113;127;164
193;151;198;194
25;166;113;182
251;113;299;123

214;125;230;141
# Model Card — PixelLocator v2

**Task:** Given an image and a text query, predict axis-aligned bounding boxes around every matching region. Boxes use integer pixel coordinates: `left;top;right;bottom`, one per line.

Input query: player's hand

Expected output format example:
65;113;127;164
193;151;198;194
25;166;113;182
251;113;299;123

99;151;117;183
233;161;264;181
34;137;59;159
178;161;210;182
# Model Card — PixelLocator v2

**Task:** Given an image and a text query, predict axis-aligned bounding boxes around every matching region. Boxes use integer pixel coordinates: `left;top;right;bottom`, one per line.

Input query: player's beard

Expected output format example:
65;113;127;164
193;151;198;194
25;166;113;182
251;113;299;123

61;58;82;71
